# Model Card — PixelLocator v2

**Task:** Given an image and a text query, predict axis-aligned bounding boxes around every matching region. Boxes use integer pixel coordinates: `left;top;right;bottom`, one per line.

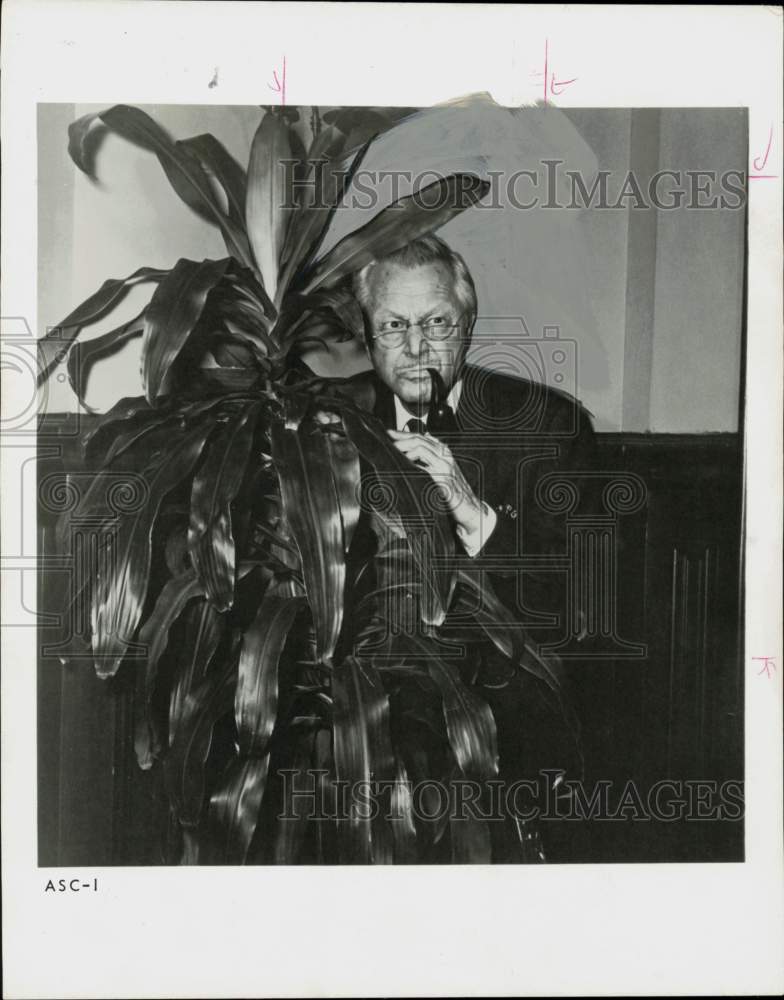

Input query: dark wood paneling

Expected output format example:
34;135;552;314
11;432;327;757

566;433;743;861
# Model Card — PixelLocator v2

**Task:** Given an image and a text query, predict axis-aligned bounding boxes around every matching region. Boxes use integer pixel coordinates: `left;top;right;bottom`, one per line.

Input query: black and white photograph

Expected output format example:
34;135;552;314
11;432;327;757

35;97;748;868
2;3;782;997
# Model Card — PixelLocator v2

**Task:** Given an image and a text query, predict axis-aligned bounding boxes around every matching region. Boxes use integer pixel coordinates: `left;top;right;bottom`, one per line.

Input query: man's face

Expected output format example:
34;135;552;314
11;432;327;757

362;261;471;411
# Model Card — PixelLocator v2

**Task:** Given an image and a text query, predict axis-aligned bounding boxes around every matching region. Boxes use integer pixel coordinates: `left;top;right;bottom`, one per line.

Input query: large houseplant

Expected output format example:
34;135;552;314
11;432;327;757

39;104;577;864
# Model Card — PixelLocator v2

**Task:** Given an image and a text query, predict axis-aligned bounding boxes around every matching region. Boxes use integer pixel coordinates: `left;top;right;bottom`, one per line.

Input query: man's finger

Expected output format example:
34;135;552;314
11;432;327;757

389;440;451;474
314;409;341;426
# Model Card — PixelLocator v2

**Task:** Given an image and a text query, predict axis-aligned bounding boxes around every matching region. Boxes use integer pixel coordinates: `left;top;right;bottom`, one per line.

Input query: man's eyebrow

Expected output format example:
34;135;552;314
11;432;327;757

374;302;459;322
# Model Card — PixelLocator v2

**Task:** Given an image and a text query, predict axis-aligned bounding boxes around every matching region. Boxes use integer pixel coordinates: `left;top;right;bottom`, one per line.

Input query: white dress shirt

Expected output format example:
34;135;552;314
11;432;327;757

393;379;498;558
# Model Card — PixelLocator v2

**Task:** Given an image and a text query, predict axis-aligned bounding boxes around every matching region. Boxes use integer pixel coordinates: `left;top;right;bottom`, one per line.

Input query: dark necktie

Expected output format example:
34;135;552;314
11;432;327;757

403;406;459;436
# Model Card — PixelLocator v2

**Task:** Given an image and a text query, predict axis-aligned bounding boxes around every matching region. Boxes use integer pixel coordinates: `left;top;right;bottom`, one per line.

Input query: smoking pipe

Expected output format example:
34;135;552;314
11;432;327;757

426;367;453;433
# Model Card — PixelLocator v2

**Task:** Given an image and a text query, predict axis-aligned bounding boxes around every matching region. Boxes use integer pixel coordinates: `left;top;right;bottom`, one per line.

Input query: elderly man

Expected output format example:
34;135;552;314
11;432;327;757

350;234;595;586
344;233;596;862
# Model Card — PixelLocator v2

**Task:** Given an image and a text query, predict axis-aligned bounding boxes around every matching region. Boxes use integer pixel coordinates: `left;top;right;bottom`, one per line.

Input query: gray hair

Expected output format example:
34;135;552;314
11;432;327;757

351;234;477;341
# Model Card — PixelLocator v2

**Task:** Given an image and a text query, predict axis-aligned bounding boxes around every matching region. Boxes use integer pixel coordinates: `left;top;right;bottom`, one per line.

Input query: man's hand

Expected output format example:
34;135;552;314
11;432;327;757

387;427;484;539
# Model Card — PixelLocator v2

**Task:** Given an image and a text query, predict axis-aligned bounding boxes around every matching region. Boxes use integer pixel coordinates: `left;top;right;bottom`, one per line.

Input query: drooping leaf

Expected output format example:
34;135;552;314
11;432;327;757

303;174;490;293
188;403;260;610
279;285;365;353
141;257;232;403
210;337;259;369
340;403;455;627
245;110;293;304
277;136;373;300
321;370;378;414
272;730;319;864
331;655;395;864
270;414;346;664
223;268;276;325
426;656;498;782
235;593;307;756
133;569;203;769
322;427;361;554
67;312;145;407
389;755;418;863
90;421;214;677
56;418;192;554
206;756;271;864
98;396;229;469
453;568;567;693
69;105;253;265
67;112;104;176
38;267;166;386
451;569;583;765
168;598;224;747
164;656;237;827
392;626;498;782
321;106;417;159
178;133;248;227
82;396;157;461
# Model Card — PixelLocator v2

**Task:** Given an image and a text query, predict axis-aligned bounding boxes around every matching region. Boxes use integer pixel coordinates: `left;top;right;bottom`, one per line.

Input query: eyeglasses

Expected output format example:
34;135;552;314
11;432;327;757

370;318;464;350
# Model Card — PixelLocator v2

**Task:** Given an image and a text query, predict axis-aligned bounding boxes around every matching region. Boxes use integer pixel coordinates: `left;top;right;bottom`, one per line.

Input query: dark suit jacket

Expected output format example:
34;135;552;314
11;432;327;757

342;363;597;860
347;362;597;629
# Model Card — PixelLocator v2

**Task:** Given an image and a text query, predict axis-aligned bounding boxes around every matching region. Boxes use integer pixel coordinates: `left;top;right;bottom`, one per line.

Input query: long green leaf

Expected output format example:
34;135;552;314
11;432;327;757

390;755;418;863
270;415;346;664
272;730;319;864
188;403;260;610
67;111;104;177
303;174;490;293
168;598;224;747
206;756;270;864
322;427;361;554
394;627;498;782
178;133;248;227
340;404;455;627
133;569;203;769
277;135;372;300
138;570;202;690
67;312;145;407
321;106;417;158
453;568;566;693
245;110;293;304
69;106;253;266
164;657;236;827
426;656;498;782
38;267;166;386
56;417;194;553
235;593;307;756
90;422;213;677
141;257;232;403
98;396;230;469
331;655;395;864
82;394;150;443
279;286;365;355
451;569;583;765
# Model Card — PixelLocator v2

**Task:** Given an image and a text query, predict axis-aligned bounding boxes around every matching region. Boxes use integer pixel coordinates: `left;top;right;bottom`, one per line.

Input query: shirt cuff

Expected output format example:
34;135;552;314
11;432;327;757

456;501;498;558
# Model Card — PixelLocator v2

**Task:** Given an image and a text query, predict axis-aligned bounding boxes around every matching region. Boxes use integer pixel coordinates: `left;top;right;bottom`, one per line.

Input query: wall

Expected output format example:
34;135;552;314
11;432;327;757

37;102;746;431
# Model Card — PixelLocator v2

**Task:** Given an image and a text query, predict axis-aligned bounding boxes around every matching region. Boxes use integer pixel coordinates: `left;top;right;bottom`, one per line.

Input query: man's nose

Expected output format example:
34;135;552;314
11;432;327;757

404;324;429;357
